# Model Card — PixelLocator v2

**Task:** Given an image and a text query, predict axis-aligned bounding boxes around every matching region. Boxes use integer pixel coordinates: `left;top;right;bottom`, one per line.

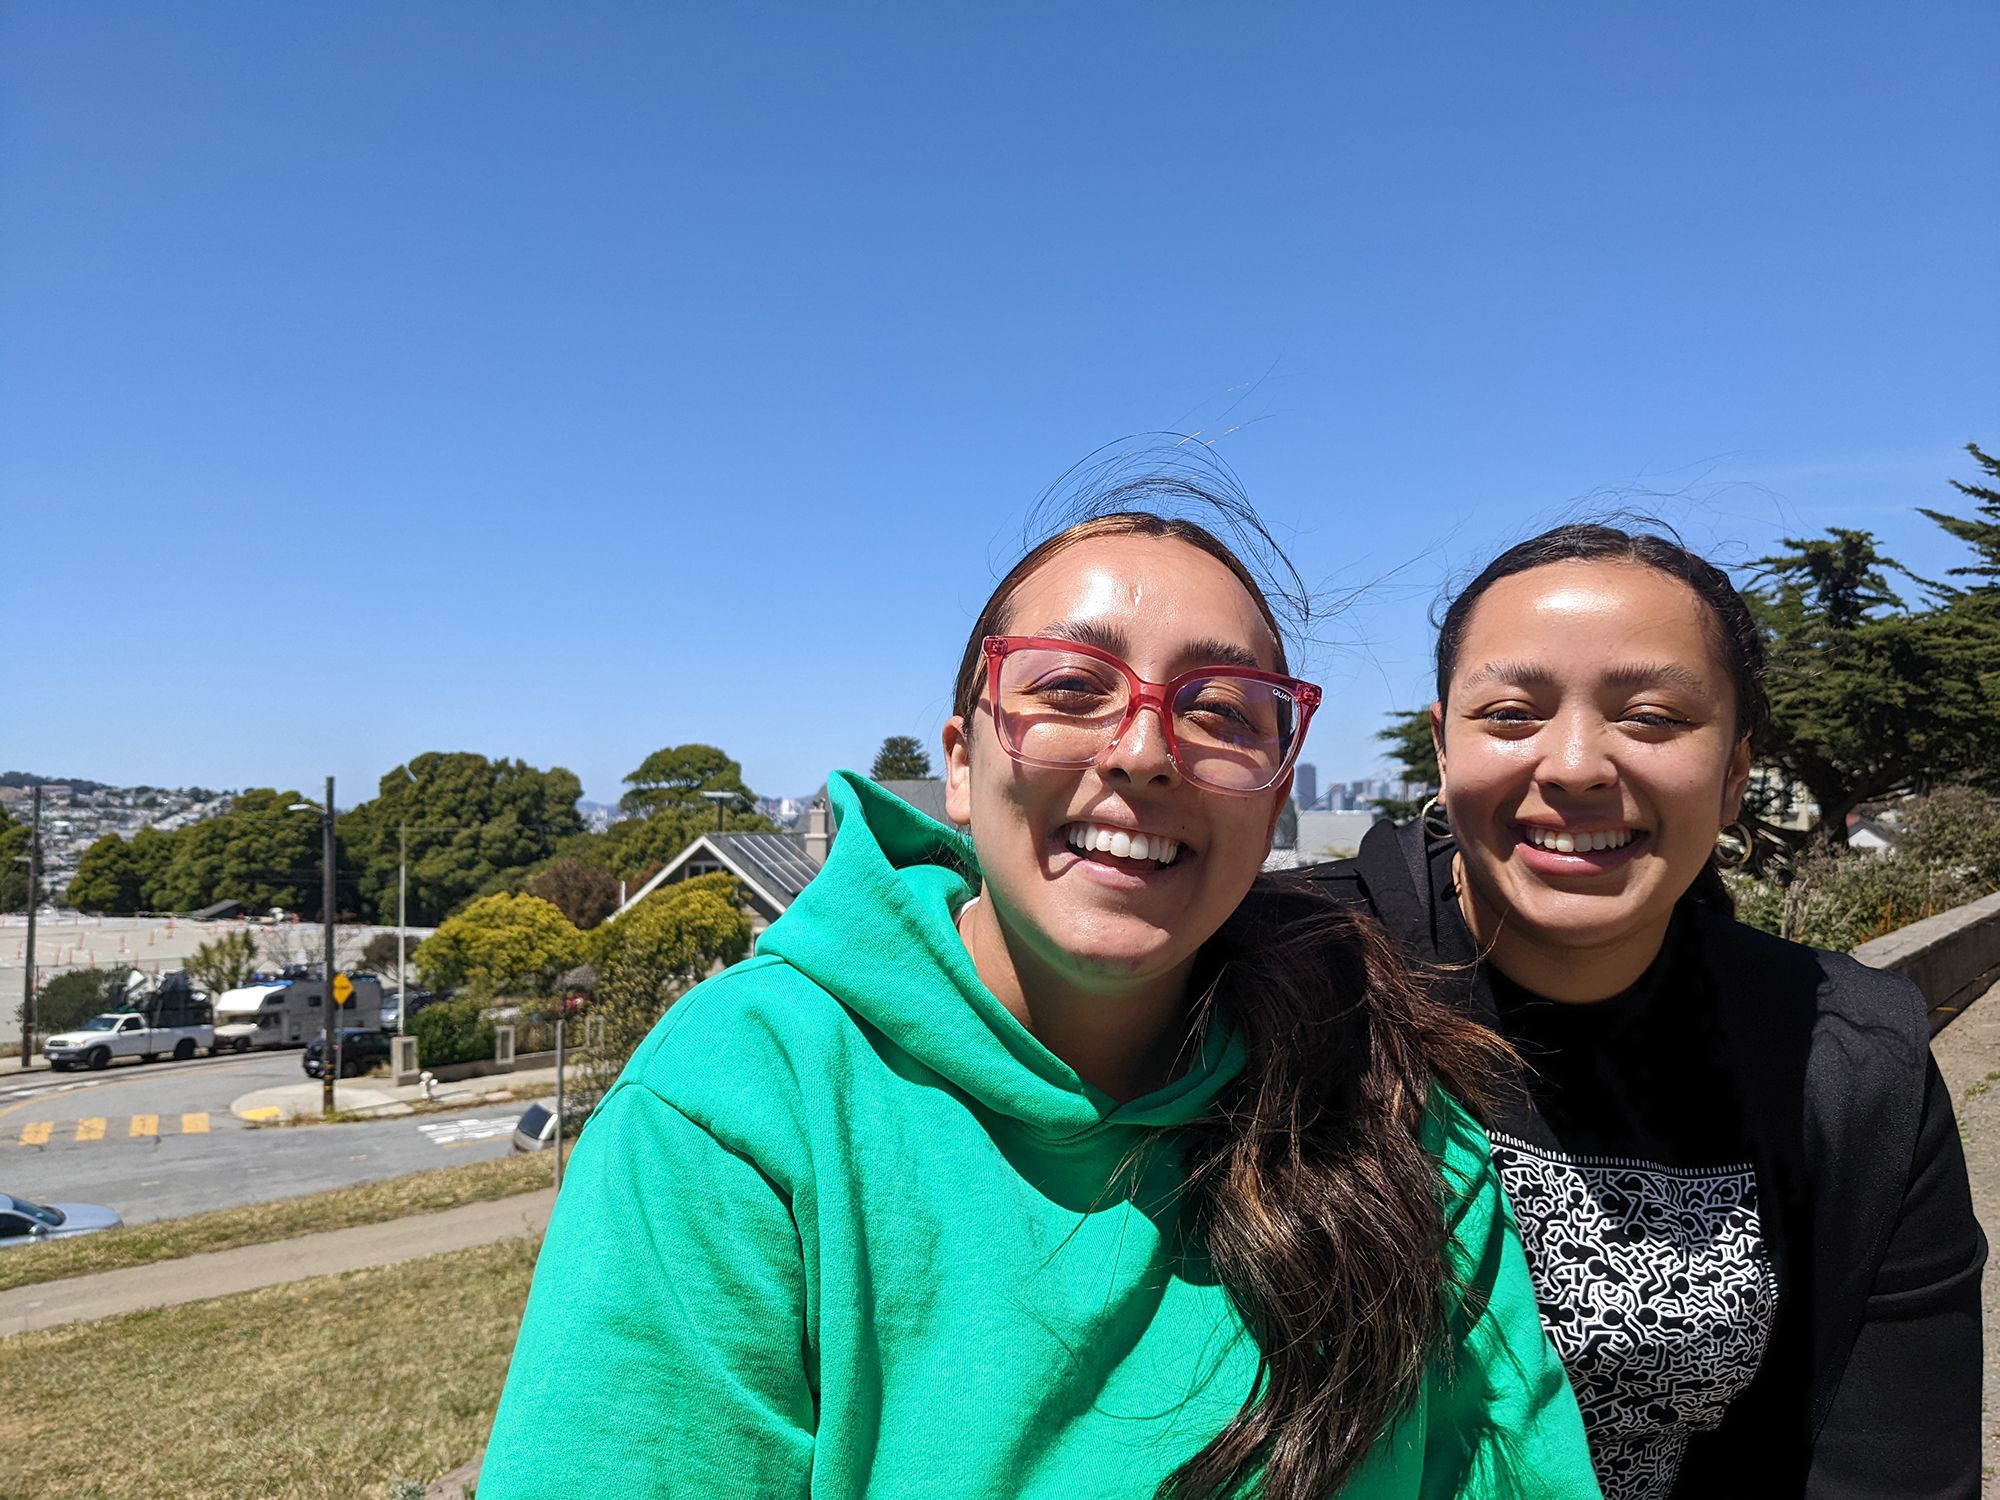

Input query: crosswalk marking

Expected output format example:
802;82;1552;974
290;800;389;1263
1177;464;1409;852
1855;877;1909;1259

11;1114;220;1146
417;1117;516;1146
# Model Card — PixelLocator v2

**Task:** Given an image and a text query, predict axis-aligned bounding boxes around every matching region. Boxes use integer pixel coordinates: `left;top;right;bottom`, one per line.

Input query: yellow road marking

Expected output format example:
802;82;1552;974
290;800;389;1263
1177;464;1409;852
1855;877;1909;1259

0;1057;260;1123
131;1114;159;1138
76;1117;106;1142
182;1112;210;1134
241;1106;282;1122
21;1121;52;1146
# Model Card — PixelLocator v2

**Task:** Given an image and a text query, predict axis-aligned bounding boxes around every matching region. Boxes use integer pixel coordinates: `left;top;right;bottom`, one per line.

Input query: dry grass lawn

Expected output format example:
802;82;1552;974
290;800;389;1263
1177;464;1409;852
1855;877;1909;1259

0;1236;535;1499
0;1148;558;1294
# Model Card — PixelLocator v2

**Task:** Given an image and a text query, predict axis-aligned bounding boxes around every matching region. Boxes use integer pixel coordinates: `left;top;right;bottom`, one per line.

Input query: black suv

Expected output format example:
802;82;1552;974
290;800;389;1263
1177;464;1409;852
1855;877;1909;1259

302;1028;395;1079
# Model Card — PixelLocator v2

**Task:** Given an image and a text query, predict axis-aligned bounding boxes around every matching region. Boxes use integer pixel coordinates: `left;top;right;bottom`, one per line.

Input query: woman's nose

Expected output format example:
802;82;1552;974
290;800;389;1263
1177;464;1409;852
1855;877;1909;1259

1539;713;1616;792
1098;696;1180;785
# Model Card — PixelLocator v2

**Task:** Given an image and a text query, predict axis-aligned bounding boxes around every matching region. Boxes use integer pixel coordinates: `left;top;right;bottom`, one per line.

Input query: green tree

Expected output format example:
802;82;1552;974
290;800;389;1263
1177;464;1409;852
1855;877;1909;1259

527;858;621;929
147;789;329;916
1918;443;2000;589
619;744;756;818
67;833;143;913
0;804;35;913
416;892;585;997
340;752;587;927
1372;708;1441;824
34;969;131;1035
870;736;934;780
1746;526;2000;846
360;930;423;977
575;874;752;1115
128;827;176;911
184;930;261;995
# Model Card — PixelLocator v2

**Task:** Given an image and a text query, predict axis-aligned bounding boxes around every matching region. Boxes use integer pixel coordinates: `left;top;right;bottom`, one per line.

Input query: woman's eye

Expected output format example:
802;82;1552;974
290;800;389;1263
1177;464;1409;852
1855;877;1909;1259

1479;706;1540;725
1626;712;1690;731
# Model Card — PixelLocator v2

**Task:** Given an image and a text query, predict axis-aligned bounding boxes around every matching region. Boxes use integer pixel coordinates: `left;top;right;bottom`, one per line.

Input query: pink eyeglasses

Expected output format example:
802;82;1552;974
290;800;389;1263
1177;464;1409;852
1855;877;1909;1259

981;635;1321;795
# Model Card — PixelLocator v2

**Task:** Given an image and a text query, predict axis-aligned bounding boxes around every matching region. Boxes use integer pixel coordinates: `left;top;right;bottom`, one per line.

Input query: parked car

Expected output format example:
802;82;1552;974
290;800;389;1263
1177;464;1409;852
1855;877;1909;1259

302;1027;395;1079
0;1192;123;1248
44;1006;215;1071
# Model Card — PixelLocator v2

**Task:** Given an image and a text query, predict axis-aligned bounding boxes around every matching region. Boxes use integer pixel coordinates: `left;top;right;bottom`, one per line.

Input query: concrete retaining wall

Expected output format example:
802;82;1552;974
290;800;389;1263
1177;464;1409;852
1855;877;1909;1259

424;1049;557;1083
1853;890;2000;1033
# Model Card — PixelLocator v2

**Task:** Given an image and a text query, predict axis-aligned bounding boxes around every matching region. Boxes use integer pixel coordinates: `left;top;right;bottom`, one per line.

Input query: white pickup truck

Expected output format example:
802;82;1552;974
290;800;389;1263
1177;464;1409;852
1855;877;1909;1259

44;1010;218;1070
42;970;217;1071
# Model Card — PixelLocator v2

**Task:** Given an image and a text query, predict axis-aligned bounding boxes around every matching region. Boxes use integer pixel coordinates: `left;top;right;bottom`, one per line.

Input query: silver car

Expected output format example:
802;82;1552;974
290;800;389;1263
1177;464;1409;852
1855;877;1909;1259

0;1192;123;1247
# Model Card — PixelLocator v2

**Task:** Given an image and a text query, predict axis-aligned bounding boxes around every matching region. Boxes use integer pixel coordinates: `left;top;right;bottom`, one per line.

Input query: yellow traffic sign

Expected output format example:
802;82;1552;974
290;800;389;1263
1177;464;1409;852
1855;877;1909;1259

332;973;354;1005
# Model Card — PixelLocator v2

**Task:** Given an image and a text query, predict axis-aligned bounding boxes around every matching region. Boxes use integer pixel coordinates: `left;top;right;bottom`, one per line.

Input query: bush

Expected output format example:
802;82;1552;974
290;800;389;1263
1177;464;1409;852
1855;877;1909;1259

410;995;498;1067
416;893;584;997
1728;850;1975;951
360;930;423;977
33;970;133;1035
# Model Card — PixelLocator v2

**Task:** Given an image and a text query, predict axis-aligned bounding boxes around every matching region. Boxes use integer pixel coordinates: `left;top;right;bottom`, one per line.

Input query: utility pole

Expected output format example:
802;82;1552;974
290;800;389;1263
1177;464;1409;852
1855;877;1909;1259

18;784;40;1068
322;775;336;1116
395;818;407;1036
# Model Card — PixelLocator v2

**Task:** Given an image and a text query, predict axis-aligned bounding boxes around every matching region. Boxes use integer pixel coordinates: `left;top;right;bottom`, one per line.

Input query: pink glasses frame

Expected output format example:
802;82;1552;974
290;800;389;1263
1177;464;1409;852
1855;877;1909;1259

980;634;1323;795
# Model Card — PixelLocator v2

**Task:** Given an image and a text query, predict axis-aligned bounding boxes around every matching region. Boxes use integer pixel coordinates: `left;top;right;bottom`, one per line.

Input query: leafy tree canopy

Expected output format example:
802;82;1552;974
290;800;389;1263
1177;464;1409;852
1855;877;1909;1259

574;874;753;1114
1372;708;1441;824
67;833;142;914
147;788;330;917
1746;512;2000;845
870;736;934;780
0;804;32;913
415;892;585;998
34;969;130;1036
1917;443;2000;589
340;752;586;927
185;930;262;995
528;858;622;930
620;744;756;819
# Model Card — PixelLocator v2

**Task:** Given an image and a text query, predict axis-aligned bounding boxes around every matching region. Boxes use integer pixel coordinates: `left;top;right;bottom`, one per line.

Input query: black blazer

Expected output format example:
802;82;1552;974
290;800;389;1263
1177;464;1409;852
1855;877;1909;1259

1306;819;1986;1499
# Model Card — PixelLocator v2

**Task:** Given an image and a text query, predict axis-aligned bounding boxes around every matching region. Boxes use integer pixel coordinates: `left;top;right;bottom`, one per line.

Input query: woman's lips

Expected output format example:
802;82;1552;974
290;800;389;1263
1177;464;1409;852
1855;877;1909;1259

1511;825;1649;874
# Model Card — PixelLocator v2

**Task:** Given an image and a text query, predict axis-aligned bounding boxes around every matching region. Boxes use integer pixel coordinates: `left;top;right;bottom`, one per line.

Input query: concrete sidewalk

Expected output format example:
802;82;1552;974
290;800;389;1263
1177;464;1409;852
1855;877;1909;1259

231;1063;564;1122
0;1188;554;1337
1923;974;2000;1489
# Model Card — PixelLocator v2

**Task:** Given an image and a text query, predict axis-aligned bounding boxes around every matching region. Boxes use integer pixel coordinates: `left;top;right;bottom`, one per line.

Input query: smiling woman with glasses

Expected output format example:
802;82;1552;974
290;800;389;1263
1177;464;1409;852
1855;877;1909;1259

479;497;1601;1500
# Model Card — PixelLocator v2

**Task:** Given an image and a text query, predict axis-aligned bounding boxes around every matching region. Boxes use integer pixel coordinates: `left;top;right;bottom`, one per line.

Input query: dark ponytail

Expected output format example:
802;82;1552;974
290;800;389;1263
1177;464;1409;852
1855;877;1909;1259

1163;880;1513;1500
957;491;1513;1500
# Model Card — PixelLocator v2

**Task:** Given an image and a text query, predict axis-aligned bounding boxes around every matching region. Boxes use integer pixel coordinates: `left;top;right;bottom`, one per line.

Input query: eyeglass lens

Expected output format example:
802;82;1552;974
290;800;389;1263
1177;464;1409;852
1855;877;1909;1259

994;646;1302;791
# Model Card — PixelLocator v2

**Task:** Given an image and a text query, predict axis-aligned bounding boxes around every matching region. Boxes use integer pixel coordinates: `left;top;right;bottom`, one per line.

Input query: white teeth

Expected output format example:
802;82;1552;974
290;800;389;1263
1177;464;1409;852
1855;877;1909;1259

1525;826;1634;853
1064;822;1180;866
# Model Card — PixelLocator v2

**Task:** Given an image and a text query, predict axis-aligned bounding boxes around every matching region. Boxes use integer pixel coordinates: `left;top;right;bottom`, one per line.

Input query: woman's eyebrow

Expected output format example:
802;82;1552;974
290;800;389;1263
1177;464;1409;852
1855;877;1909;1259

1029;621;1268;672
1459;659;1712;695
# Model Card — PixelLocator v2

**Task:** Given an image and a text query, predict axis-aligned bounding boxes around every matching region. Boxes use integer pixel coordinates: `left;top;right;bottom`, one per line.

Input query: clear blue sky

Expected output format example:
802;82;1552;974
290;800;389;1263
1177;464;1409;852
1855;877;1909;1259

7;4;1996;807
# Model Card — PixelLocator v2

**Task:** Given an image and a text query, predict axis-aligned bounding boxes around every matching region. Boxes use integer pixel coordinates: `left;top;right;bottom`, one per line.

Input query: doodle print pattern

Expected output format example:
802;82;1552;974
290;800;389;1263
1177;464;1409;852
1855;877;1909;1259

1488;1133;1777;1500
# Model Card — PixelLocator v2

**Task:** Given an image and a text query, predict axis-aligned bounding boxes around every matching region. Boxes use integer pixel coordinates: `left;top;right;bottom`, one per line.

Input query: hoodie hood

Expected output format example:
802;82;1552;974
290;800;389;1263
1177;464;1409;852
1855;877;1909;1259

756;771;1242;1142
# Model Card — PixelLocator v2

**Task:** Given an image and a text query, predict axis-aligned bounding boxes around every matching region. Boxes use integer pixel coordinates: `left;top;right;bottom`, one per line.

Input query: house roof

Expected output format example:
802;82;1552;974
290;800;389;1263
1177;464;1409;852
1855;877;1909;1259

702;832;822;906
613;829;821;923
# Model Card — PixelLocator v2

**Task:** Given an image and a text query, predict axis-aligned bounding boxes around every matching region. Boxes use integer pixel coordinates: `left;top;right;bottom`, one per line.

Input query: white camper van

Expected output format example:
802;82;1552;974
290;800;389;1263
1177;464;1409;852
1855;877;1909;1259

212;969;386;1051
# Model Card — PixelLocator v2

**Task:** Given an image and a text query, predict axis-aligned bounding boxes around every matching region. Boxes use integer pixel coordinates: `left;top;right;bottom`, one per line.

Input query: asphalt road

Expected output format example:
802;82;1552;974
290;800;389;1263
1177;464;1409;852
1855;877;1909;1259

0;1050;530;1225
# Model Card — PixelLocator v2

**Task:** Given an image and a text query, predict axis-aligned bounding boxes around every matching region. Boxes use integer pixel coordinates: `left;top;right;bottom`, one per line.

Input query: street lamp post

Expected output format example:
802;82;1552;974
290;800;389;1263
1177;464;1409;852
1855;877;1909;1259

290;780;338;1115
14;784;39;1068
395;818;407;1037
321;775;336;1115
700;789;739;831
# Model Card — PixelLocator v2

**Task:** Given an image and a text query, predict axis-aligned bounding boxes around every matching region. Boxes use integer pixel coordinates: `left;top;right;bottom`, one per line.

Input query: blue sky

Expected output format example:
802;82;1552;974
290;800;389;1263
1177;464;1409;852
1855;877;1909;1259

6;4;1996;807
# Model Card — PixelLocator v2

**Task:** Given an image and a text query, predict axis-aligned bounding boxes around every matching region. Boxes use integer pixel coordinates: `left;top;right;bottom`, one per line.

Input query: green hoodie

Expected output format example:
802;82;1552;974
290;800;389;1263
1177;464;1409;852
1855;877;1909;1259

480;773;1600;1500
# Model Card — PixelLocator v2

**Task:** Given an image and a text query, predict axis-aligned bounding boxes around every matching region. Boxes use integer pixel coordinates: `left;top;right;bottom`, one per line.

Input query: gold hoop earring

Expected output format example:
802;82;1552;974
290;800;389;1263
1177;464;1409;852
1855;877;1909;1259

1418;795;1452;843
1714;821;1754;869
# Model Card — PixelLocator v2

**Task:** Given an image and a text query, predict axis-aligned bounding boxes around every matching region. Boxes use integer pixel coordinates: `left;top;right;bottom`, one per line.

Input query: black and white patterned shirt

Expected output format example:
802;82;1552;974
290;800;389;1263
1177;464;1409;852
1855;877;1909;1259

1434;862;1782;1500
